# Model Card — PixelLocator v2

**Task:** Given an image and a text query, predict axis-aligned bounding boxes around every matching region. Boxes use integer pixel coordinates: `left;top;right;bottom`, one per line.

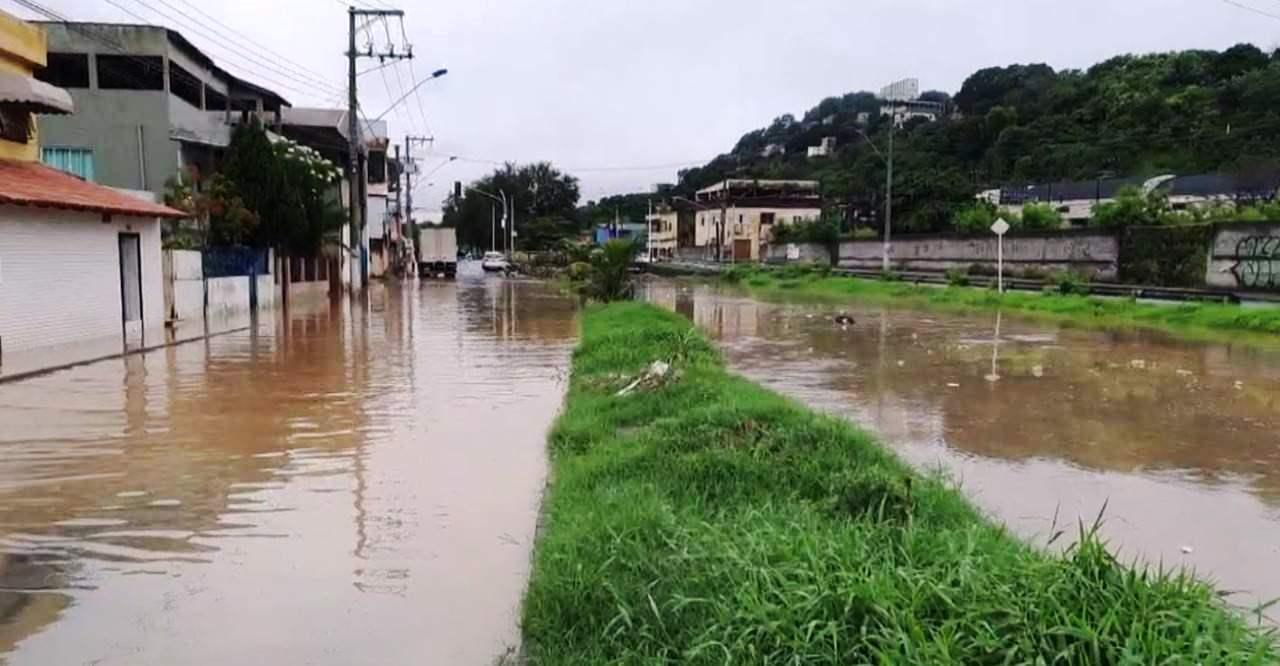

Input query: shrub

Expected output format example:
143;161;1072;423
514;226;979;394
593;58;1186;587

1045;270;1089;295
1019;203;1065;230
579;239;637;302
945;267;971;287
1118;224;1215;287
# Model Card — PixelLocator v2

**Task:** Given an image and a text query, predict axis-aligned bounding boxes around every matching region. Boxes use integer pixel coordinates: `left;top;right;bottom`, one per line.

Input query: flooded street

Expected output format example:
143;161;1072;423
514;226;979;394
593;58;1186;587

4;271;1280;665
0;270;576;665
645;280;1280;619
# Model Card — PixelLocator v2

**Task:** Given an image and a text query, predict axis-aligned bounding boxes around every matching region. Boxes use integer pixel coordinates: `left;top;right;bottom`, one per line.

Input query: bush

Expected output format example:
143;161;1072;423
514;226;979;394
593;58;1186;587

579;239;638;302
1118;224;1215;286
1045;270;1089;295
1018;203;1064;230
945;267;971;287
952;201;997;234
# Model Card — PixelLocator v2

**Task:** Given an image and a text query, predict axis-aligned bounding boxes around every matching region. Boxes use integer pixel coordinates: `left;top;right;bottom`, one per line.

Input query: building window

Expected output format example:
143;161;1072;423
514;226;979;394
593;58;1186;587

168;61;203;108
96;55;164;90
205;86;228;111
368;150;386;184
36;52;90;88
793;216;802;224
0;107;32;143
42;147;95;181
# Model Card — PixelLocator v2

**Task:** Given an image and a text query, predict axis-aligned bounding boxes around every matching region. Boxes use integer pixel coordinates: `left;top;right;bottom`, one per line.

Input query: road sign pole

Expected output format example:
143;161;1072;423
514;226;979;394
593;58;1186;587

998;233;1004;294
991;217;1010;294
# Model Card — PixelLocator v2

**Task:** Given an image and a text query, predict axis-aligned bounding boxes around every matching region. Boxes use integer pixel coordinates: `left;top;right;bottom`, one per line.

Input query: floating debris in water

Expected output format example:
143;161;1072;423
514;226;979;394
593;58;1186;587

897;360;906;367
833;313;854;325
947;383;961;388
1129;359;1147;370
1235;380;1245;390
1176;369;1194;377
1031;365;1045;378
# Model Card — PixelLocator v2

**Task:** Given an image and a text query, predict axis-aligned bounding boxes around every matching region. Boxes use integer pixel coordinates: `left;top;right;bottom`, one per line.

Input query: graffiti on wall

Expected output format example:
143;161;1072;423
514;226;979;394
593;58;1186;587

1230;235;1280;289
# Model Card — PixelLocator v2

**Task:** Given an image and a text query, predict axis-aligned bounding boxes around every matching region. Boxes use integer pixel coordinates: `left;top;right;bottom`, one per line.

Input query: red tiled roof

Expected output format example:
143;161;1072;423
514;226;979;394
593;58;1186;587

0;158;187;219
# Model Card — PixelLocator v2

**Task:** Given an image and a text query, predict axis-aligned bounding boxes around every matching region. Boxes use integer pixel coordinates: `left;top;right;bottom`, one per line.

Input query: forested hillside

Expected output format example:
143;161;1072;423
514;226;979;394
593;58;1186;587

675;44;1280;232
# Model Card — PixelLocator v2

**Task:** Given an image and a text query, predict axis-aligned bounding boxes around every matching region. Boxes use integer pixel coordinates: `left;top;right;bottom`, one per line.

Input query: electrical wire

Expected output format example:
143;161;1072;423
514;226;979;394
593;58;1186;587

118;0;346;100
1219;0;1280;20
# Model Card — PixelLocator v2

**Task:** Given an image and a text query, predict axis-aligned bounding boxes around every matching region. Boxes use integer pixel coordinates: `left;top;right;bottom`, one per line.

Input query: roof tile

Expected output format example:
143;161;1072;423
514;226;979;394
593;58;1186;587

0;158;186;218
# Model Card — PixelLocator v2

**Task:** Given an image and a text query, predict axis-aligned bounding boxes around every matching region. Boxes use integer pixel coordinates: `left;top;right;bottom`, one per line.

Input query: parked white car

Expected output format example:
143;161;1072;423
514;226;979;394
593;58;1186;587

481;251;510;273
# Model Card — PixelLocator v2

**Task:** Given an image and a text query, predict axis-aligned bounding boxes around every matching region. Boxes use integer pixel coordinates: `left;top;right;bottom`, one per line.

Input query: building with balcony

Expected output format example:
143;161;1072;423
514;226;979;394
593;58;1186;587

693;179;822;262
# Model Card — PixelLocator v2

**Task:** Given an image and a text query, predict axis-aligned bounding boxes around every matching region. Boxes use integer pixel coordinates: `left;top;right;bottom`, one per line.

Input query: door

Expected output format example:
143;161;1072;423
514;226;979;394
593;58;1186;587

118;233;144;345
733;239;753;263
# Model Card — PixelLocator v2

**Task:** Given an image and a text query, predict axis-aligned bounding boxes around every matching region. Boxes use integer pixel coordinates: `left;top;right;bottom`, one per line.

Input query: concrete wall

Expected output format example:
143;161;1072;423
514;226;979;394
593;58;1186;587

839;230;1119;280
1206;222;1280;291
165;249;204;321
205;276;251;316
766;242;833;265
37;24;177;194
0;205;163;353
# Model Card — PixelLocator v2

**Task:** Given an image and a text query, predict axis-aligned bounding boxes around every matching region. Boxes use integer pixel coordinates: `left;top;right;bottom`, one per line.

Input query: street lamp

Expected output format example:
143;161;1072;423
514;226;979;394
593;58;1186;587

376;68;448;121
469;186;508;254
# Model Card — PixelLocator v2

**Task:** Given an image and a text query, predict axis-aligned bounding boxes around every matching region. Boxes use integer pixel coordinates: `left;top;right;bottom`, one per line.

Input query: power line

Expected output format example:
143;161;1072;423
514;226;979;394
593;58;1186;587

1219;0;1280;20
422;151;714;173
119;0;346;99
167;0;342;89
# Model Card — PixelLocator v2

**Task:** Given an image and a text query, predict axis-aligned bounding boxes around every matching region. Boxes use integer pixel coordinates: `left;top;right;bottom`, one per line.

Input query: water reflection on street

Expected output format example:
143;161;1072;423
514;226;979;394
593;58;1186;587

0;269;576;665
645;279;1280;619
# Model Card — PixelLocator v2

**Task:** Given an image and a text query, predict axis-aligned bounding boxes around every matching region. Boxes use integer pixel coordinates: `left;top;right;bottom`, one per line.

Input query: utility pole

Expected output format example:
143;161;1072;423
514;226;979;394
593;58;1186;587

393;144;402;274
884;107;895;273
346;5;410;292
403;135;433;262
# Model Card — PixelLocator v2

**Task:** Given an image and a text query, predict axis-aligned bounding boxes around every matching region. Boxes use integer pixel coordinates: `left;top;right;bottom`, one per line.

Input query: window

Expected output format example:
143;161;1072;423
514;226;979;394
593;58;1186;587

96;55;164;90
204;86;228;111
793;216;802;224
42;147;95;181
0;108;31;143
168;61;203;108
368;150;387;184
761;212;775;225
36;52;90;88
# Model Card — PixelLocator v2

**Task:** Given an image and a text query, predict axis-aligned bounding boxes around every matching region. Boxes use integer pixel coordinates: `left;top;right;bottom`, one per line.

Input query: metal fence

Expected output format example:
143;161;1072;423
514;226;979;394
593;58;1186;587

202;247;270;278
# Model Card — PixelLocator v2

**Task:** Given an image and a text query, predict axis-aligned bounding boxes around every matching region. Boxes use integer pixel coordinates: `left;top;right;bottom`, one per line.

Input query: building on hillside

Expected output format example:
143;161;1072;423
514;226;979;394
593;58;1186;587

645;201;694;261
807;136;836;158
0;10;186;359
880;99;943;127
985;173;1280;225
693;179;822;262
33;21;288;193
760;143;786;158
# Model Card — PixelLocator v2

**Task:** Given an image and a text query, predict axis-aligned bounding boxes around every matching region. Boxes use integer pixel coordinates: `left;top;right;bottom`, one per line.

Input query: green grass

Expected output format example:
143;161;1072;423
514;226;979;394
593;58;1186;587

521;303;1277;664
719;264;1280;343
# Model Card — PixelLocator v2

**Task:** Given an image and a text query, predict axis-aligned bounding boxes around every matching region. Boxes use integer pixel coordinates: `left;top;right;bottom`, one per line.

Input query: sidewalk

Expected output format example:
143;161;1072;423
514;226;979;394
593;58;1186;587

0;313;255;385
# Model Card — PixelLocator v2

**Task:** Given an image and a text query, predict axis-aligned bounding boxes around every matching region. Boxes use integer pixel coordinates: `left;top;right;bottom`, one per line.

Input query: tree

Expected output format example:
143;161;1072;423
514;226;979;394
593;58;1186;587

443;162;580;252
1091;186;1157;227
1018;203;1064;230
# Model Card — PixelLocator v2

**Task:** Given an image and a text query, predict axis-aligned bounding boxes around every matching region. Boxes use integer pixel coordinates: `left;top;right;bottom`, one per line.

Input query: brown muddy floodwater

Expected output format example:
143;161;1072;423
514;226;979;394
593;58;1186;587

0;270;576;665
644;280;1280;620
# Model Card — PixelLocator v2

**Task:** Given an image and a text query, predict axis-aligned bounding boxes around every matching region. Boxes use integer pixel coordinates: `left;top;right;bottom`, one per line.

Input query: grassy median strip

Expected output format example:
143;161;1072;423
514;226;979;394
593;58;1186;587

521;302;1275;664
720;264;1280;341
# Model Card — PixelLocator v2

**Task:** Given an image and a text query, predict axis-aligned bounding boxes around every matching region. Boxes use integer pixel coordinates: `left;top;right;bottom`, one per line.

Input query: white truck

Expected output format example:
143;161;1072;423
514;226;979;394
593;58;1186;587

419;226;459;279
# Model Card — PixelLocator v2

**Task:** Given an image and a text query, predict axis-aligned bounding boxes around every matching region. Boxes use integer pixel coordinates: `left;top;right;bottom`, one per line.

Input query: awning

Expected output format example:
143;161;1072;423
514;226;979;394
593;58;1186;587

0;69;74;115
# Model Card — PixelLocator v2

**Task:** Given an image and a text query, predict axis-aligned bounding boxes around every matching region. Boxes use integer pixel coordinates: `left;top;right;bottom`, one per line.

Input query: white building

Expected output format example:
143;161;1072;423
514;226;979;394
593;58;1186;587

693;179;823;262
807;136;836;158
0;160;185;355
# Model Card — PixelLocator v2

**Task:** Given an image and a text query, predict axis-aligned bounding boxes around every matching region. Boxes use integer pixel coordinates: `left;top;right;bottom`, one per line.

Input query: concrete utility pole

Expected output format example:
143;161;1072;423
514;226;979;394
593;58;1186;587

884;109;895;273
346;5;410;292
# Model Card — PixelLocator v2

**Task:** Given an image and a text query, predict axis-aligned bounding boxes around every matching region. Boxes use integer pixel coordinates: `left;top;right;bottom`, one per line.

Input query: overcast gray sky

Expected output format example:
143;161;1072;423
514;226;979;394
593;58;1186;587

8;0;1280;213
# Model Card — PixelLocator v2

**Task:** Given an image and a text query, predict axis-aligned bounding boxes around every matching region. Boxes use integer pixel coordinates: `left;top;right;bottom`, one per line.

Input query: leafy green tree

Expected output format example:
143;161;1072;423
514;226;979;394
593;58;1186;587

1019;203;1064;230
443;162;580;252
952;201;998;234
1091;186;1158;227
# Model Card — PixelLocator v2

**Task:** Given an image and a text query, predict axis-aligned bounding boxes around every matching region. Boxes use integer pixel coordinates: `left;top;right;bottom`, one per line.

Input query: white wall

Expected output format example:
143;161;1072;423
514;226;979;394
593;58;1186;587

205;276;252;316
167;249;204;321
0;205;164;353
